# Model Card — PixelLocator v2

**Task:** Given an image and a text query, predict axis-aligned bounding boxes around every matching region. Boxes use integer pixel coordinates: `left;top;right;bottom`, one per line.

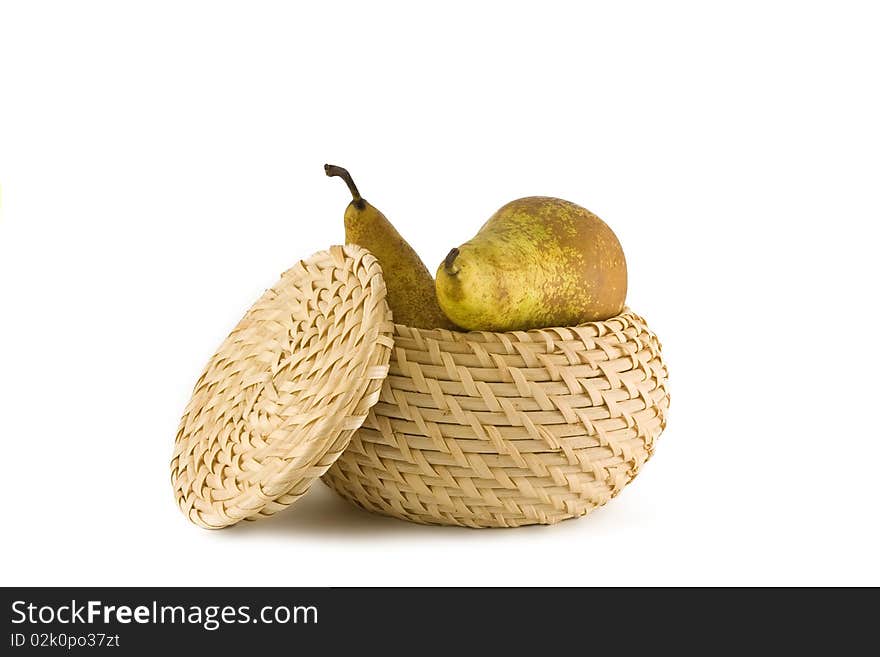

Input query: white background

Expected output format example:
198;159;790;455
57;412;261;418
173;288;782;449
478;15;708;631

1;1;878;586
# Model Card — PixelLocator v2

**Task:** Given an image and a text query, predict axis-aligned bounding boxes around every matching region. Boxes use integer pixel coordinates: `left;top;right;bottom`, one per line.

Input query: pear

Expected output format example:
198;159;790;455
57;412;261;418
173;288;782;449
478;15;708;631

435;196;627;331
325;164;455;329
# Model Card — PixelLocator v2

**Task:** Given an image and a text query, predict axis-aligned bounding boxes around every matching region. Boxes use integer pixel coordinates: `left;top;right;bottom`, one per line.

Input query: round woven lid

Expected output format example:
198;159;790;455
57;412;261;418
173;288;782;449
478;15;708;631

171;244;393;528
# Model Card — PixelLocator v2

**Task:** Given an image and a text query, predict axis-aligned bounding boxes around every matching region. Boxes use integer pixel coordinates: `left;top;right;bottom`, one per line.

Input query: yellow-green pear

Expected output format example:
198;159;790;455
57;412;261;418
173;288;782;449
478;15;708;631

325;164;455;329
435;196;627;331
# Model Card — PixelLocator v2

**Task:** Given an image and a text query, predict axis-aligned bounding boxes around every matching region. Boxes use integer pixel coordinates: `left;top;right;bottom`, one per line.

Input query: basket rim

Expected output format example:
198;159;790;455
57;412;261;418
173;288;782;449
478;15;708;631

389;307;643;338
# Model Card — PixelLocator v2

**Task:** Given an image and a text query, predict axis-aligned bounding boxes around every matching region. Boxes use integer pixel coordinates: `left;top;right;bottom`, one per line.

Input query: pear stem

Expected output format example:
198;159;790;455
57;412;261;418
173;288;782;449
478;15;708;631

324;164;365;208
444;248;461;275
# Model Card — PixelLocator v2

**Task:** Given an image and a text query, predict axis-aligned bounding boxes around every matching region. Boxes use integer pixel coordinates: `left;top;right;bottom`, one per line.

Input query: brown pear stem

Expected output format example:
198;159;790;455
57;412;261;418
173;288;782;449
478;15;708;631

324;164;365;209
444;247;461;275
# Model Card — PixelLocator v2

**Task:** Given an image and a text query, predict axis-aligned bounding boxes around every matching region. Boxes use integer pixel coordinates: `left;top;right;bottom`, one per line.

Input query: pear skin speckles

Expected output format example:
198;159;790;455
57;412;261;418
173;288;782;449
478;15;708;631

435;197;626;331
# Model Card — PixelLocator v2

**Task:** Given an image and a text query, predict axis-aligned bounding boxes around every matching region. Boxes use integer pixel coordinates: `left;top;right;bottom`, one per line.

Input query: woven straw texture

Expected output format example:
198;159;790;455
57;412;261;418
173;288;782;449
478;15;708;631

323;309;668;528
171;245;393;528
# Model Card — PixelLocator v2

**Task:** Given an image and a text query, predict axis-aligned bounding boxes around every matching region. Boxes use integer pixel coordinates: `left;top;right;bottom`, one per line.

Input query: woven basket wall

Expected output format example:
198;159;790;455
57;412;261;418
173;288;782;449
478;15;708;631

322;309;669;528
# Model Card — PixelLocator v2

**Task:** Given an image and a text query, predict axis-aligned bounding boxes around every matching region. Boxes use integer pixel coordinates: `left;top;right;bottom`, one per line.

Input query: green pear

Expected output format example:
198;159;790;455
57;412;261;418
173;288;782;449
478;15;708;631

325;164;455;329
435;196;627;331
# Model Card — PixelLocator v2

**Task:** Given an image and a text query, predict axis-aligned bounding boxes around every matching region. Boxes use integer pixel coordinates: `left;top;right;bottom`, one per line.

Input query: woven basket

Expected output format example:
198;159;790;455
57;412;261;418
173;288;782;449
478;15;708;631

322;309;669;528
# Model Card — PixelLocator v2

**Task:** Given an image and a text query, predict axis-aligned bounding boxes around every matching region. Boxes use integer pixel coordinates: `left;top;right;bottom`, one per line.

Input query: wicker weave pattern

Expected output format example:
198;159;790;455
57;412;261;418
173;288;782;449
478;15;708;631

323;310;668;527
171;245;393;528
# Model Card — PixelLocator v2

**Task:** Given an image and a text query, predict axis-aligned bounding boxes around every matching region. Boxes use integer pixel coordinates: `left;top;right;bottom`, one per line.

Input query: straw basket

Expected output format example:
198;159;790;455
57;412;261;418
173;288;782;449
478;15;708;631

322;309;669;528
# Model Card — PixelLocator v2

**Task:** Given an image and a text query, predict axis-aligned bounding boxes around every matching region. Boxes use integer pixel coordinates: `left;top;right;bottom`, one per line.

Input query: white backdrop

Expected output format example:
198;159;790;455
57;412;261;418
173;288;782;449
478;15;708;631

1;1;878;586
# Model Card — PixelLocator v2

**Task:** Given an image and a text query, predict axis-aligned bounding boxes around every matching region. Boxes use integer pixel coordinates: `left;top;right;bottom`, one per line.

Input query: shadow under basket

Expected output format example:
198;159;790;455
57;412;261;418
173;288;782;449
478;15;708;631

322;309;669;528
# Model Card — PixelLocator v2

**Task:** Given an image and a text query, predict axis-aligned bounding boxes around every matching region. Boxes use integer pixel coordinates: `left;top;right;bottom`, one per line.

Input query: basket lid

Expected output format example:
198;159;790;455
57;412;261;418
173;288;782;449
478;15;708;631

170;244;393;528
